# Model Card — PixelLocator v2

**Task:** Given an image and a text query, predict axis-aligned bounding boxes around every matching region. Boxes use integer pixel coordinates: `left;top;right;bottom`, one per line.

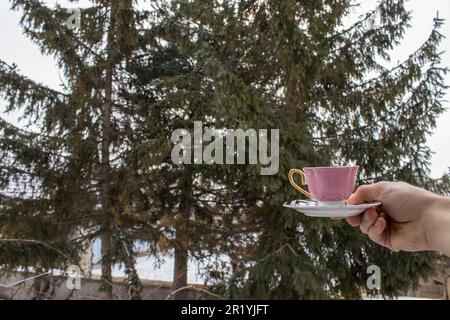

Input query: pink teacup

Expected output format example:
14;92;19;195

288;166;359;205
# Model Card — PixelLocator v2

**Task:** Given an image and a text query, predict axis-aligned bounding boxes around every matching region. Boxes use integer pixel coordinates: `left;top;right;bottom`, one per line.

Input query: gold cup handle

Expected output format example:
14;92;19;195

288;169;312;199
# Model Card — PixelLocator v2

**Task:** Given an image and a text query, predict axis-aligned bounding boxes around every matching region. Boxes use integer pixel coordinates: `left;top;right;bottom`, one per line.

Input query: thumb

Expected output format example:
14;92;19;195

346;184;381;205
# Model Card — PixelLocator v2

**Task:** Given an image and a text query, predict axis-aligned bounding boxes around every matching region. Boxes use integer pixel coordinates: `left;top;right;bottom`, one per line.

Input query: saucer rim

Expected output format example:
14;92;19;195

283;201;382;210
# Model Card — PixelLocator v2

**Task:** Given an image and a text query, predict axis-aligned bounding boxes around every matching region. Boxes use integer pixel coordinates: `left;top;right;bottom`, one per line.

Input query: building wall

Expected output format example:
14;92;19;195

0;271;201;300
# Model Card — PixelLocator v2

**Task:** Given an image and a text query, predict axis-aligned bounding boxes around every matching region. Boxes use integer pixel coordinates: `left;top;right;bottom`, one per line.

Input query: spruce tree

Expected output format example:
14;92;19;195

160;0;449;298
0;0;158;299
125;33;245;299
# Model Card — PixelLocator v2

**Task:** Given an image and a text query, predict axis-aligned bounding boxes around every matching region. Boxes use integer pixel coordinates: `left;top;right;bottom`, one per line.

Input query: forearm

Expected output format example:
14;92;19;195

428;195;450;257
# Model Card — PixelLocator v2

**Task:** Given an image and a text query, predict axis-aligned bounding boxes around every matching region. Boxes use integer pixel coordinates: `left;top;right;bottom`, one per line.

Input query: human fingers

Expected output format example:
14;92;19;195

347;183;382;205
359;208;378;234
367;216;388;246
346;215;361;226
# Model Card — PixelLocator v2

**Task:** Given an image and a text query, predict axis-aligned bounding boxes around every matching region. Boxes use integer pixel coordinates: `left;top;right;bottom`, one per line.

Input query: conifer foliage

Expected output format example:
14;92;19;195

1;0;449;299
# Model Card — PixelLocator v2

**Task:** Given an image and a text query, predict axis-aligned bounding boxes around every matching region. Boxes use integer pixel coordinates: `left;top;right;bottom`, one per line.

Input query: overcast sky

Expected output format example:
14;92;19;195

1;0;449;178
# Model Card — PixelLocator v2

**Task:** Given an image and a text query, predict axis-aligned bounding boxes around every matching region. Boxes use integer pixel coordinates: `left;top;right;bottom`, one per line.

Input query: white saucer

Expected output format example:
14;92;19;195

283;200;382;218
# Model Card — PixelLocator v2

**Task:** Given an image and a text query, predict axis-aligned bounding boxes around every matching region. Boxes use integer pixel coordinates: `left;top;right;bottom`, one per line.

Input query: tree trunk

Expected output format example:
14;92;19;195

122;235;142;300
99;5;116;299
172;238;189;300
171;170;193;300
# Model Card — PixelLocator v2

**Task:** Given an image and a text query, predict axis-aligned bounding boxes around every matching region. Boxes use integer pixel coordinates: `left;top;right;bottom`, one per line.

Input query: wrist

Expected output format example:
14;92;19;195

427;195;450;256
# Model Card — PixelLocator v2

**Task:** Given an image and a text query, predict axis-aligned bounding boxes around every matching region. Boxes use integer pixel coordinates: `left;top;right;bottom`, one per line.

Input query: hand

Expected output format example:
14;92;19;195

345;181;450;256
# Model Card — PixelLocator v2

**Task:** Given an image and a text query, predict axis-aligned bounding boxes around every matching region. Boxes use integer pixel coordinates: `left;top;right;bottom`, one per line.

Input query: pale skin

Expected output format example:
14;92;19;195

344;181;450;257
